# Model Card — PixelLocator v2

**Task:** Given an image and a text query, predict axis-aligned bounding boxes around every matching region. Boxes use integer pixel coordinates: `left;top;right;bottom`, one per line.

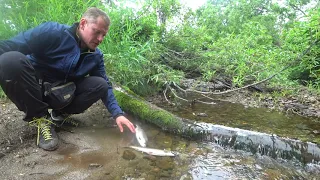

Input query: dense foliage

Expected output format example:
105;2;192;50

0;0;319;98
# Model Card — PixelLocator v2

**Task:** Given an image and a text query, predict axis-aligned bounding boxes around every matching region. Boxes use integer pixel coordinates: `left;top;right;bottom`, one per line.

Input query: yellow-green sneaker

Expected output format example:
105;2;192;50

50;110;79;127
29;117;58;151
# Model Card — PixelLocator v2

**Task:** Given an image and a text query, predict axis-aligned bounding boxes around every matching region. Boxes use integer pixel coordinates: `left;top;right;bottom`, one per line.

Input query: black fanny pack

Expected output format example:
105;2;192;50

42;81;76;110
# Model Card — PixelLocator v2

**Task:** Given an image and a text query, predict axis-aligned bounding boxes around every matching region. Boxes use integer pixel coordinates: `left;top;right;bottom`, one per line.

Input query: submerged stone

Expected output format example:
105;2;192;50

156;157;174;170
122;150;136;160
143;155;157;161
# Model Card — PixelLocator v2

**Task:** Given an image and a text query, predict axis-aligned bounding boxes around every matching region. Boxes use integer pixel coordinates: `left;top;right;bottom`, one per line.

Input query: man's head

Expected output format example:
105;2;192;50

78;7;110;50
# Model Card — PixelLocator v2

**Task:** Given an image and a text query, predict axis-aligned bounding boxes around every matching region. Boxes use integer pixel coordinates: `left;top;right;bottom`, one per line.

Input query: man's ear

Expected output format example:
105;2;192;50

79;18;86;30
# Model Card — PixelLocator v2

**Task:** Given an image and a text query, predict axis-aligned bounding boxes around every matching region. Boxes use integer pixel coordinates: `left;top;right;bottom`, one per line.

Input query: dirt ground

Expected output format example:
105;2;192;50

0;100;142;180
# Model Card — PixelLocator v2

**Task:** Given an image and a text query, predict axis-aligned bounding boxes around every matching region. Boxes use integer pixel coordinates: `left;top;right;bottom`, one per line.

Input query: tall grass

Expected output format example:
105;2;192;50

0;0;319;100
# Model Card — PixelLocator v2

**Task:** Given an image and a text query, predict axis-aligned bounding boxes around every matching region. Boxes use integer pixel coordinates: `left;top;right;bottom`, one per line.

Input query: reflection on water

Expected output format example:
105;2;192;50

156;100;320;144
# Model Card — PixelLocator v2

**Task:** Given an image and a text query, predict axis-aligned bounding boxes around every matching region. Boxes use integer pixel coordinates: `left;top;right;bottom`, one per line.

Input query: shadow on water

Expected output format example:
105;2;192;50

155;99;320;164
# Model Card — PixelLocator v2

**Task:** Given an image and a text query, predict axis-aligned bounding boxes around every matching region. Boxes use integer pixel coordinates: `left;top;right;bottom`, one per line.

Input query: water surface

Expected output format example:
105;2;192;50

55;124;320;179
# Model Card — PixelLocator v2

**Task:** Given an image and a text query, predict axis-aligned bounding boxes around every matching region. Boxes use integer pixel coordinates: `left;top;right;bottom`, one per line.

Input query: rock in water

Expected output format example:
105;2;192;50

122;150;136;160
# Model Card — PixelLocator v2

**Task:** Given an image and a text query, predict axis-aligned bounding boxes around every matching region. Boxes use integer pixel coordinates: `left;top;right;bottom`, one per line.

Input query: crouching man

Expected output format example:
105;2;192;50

0;7;135;151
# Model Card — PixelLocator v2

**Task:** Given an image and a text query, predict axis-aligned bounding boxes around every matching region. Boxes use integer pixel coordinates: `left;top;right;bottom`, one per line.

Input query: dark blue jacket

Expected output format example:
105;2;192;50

0;21;124;118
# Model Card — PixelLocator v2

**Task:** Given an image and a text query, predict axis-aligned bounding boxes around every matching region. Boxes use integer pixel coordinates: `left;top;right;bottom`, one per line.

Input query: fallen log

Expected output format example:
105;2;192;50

113;86;206;139
113;86;320;164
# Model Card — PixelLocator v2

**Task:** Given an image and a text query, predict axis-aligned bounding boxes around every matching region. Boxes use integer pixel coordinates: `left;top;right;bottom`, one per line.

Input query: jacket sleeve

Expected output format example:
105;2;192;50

0;22;60;56
90;54;124;119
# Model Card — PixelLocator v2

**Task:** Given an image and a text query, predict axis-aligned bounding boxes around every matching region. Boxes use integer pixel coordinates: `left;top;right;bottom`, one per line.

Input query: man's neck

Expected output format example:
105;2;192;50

75;27;86;49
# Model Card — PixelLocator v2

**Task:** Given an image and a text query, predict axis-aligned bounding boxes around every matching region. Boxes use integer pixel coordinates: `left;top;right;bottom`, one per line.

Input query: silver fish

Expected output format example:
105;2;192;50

129;146;176;157
135;124;148;147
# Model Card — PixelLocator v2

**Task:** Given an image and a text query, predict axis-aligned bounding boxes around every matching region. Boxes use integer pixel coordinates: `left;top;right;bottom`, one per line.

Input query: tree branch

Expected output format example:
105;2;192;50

161;38;319;107
163;38;317;97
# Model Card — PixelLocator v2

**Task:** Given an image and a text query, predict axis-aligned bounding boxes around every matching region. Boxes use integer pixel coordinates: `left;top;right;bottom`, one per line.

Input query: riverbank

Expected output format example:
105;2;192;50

0;84;319;179
1;98;320;179
174;79;320;118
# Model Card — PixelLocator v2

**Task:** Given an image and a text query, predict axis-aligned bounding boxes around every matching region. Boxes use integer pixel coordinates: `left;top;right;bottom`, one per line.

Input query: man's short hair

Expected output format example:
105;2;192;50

82;7;110;26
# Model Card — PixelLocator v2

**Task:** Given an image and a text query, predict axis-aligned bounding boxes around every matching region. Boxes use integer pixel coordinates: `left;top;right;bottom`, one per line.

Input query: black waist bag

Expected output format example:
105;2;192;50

43;81;76;110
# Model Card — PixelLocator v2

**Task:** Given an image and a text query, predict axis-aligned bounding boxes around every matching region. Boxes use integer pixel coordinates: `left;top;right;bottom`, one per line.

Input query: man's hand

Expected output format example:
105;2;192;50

115;115;136;133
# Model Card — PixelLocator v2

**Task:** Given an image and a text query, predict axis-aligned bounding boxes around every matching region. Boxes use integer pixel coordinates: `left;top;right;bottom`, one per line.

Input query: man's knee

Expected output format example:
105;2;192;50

91;76;109;93
0;51;30;77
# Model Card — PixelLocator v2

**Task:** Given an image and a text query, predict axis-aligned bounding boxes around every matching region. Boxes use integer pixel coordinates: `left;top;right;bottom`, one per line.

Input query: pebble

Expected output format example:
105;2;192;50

24;161;37;168
255;164;263;170
88;163;103;169
14;154;23;158
312;130;319;135
41;154;48;157
143;155;157;161
151;167;160;173
196;113;208;117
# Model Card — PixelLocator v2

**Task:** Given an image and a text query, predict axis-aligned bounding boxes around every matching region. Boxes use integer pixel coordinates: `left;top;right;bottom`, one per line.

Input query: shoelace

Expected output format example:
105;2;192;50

29;117;56;145
59;115;79;127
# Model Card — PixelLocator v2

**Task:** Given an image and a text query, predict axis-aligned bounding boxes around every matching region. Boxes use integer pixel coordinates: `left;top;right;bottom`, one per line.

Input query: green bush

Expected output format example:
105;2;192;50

0;0;319;100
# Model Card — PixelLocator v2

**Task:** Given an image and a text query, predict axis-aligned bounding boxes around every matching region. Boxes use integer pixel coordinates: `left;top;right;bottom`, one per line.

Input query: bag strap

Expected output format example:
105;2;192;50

36;71;64;96
36;71;43;86
43;80;64;96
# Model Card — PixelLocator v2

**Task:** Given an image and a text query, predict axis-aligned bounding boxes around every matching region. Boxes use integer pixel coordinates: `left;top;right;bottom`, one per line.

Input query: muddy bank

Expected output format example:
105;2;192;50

0;101;111;156
1;101;189;180
177;79;320;118
226;88;320;118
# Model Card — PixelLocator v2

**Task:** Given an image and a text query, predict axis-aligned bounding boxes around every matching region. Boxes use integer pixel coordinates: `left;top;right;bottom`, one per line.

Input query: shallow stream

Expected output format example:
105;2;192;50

157;100;320;144
42;97;320;180
55;104;320;179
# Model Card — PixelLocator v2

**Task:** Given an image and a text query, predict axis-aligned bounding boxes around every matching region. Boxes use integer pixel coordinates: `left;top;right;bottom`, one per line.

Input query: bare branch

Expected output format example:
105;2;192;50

170;82;217;104
167;84;189;102
194;99;216;105
174;39;319;96
172;82;186;93
166;48;184;57
162;39;319;107
200;94;232;103
289;3;307;16
163;84;174;105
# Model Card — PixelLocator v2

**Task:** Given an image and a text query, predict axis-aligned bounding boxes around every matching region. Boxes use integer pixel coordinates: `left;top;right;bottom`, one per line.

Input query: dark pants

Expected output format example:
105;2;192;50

0;51;108;121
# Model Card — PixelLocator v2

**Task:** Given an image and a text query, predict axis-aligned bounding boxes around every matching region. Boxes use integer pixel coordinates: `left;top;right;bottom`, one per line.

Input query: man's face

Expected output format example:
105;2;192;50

79;16;109;50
